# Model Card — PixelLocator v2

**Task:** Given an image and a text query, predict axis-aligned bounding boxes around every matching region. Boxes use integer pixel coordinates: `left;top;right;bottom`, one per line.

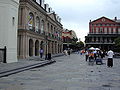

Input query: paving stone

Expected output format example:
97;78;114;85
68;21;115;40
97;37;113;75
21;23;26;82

0;53;120;90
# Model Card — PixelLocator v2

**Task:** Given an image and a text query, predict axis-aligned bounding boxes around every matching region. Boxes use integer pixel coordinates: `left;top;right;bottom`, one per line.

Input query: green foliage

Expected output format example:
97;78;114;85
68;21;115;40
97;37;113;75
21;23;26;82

72;37;78;42
114;37;120;47
76;41;84;49
114;37;120;52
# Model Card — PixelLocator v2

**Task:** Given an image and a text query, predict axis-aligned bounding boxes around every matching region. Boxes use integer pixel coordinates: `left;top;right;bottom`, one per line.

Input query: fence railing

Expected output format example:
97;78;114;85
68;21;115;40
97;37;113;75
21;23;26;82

0;46;6;63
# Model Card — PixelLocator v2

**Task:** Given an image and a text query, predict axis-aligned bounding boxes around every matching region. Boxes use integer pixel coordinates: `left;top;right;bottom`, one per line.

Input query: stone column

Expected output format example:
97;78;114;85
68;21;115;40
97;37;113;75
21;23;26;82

26;35;29;58
33;39;35;56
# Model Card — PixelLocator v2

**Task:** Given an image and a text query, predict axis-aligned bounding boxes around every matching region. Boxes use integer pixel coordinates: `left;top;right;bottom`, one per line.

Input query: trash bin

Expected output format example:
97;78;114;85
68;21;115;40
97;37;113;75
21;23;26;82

48;53;51;60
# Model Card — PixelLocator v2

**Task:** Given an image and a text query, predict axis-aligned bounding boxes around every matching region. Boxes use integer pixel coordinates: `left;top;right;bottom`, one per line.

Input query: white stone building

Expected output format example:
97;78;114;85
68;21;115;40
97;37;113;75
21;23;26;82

0;0;19;63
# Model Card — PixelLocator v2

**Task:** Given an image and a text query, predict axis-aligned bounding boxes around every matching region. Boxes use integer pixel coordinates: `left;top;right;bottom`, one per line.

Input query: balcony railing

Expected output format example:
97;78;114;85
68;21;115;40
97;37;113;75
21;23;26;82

85;41;115;44
89;32;120;34
18;26;63;41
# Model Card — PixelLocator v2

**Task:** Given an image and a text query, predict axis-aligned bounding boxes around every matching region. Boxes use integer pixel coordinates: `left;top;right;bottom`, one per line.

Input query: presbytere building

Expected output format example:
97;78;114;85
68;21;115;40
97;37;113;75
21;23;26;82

18;0;63;59
85;16;120;51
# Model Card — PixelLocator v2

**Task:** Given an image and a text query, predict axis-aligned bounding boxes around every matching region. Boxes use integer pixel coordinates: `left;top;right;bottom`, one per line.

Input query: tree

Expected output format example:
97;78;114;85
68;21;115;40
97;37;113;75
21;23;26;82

76;41;84;50
114;37;120;47
114;37;120;52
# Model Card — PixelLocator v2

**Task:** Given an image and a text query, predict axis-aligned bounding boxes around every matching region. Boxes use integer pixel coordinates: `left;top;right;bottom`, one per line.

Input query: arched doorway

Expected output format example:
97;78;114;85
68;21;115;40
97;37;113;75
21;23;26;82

35;40;39;56
29;39;33;56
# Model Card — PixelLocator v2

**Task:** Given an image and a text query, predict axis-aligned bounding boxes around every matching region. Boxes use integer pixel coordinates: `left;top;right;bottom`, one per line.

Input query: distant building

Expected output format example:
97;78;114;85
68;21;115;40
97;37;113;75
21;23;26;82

85;16;120;50
0;0;19;63
18;0;63;59
62;29;78;50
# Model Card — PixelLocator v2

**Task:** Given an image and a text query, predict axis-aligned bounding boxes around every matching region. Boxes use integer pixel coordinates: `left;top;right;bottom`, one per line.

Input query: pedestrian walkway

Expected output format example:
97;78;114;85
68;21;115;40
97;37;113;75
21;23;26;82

0;56;56;78
0;53;120;90
0;53;64;78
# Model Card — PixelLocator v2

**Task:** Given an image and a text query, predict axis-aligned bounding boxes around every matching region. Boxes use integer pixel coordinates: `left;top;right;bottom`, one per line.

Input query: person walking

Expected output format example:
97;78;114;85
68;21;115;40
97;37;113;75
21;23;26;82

107;49;114;67
93;50;97;60
88;51;94;62
40;48;44;58
85;51;89;61
67;49;70;56
64;50;68;56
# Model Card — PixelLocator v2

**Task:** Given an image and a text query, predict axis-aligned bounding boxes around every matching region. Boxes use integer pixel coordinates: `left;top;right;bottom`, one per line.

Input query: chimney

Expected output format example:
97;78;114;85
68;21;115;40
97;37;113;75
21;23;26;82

40;0;45;8
44;4;49;12
114;17;117;21
59;18;61;23
48;7;52;13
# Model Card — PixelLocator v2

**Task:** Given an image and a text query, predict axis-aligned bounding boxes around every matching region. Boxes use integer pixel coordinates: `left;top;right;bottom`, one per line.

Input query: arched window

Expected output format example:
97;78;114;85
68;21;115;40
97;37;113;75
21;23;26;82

54;27;55;34
28;12;34;30
35;16;40;32
41;20;44;34
51;25;53;33
47;23;49;32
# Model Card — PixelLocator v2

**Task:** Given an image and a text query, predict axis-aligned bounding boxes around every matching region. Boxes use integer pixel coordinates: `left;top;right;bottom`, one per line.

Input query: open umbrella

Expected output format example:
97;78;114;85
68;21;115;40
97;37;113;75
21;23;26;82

89;47;95;50
95;48;100;50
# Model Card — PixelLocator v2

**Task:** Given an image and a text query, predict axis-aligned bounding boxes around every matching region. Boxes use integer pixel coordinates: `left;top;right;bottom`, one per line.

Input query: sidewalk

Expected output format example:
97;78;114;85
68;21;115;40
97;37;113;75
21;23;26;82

0;53;65;78
0;56;56;78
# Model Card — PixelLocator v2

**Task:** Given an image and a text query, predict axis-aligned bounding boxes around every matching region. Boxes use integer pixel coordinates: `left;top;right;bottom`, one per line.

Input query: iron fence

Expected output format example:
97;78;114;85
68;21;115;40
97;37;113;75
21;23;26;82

0;46;6;63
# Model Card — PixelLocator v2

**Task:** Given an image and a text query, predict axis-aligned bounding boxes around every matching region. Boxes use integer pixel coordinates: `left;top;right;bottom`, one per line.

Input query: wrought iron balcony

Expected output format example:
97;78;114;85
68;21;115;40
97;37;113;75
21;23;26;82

85;41;115;45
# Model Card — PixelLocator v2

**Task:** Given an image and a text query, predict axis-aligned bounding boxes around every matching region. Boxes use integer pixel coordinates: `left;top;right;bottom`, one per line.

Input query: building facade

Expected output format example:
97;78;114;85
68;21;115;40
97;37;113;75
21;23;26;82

85;16;120;50
62;29;78;50
0;0;19;63
18;0;63;59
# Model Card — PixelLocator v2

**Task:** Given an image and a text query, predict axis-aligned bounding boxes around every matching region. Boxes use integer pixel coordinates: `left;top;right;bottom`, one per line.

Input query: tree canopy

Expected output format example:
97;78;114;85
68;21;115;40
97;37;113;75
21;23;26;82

114;37;120;47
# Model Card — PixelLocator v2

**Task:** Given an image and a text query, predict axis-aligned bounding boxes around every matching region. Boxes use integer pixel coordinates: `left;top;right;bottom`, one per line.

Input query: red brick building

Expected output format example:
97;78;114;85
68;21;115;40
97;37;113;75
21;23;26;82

85;16;120;50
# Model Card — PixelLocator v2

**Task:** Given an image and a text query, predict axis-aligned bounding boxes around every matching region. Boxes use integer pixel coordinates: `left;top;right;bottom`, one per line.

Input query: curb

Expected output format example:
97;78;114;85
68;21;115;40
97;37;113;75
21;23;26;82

52;53;64;58
0;60;56;78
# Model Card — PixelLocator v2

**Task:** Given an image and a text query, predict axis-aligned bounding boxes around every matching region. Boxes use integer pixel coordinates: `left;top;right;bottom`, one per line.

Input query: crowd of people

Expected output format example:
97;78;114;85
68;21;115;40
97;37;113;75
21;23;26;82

84;48;114;67
85;50;106;61
39;47;114;67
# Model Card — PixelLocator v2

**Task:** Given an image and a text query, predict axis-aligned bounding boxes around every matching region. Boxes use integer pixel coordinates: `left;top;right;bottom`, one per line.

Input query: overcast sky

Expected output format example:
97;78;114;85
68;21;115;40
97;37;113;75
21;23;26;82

45;0;120;42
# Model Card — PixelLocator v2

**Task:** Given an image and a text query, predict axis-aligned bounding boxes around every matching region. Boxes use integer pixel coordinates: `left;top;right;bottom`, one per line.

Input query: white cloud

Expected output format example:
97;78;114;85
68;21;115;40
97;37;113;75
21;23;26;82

45;0;120;42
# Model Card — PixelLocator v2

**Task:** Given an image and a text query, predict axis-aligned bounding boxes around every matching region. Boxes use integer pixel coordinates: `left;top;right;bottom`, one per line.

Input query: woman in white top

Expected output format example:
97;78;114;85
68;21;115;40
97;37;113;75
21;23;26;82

107;50;114;67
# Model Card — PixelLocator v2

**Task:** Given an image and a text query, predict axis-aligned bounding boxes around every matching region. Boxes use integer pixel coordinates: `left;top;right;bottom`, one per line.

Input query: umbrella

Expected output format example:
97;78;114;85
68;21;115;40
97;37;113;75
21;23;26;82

89;47;95;50
95;48;100;50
